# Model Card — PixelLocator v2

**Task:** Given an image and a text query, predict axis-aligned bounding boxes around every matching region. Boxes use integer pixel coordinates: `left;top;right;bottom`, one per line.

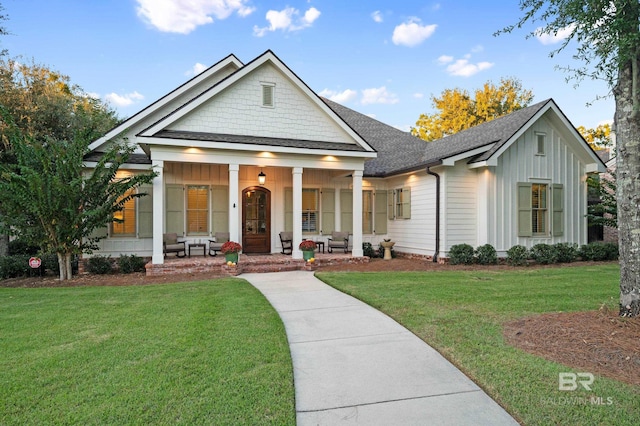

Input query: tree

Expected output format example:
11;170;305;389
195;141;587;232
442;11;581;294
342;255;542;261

411;77;534;141
0;2;8;57
0;111;156;280
577;123;612;150
587;173;617;228
502;1;640;317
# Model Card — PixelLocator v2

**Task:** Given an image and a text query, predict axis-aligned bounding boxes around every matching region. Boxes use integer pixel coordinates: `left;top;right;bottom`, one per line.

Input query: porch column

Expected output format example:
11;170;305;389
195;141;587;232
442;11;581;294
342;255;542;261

352;170;364;257
152;160;165;264
229;164;240;243
292;167;303;259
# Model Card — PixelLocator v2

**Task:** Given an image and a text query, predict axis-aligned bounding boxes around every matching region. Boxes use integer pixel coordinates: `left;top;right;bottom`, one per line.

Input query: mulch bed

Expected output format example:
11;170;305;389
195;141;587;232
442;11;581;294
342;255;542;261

2;259;638;386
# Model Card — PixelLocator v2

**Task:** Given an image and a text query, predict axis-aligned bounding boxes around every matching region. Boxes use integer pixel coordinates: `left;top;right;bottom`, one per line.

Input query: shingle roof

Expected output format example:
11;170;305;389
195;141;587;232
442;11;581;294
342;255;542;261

83;152;152;165
151;130;368;152
323;97;552;177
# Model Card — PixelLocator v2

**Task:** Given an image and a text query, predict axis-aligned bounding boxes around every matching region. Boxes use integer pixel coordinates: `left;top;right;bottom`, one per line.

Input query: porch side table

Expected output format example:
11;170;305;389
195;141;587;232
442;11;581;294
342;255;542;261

188;243;206;257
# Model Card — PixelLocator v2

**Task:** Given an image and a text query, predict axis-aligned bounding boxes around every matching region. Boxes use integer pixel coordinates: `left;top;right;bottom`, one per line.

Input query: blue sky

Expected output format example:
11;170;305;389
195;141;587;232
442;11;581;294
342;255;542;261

2;0;614;131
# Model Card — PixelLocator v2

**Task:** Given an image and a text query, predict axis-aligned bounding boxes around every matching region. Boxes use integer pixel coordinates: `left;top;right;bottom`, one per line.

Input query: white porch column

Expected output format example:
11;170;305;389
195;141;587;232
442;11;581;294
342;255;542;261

151;160;165;264
292;167;303;259
476;167;489;246
352;170;364;257
229;164;240;243
334;187;341;231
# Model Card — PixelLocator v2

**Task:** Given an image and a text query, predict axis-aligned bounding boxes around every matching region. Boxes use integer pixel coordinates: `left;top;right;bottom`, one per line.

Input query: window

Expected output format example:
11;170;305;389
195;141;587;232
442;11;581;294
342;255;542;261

518;182;563;237
536;133;546;155
261;83;275;107
531;183;548;235
112;189;136;236
187;185;209;235
388;187;411;220
302;188;318;232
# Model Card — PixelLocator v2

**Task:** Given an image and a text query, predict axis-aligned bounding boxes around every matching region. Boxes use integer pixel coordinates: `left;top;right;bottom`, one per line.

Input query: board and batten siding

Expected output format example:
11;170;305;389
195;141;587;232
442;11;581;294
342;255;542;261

489;116;587;252
169;63;356;145
385;172;437;257
441;161;478;253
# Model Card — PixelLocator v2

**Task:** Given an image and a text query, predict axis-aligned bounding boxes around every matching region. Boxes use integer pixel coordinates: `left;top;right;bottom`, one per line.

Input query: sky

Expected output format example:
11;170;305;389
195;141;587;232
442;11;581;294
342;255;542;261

1;0;615;131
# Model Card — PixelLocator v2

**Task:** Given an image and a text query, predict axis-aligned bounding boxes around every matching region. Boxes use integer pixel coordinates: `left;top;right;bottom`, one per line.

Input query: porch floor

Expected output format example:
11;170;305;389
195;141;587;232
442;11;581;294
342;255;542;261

145;251;369;277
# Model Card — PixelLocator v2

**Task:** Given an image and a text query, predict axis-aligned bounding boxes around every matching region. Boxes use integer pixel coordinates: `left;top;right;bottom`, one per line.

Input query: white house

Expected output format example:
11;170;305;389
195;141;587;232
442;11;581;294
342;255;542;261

86;50;606;264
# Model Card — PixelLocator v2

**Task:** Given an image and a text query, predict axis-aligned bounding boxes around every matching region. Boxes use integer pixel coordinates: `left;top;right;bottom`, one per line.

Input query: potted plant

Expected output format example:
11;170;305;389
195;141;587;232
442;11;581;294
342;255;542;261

299;240;316;261
221;241;242;264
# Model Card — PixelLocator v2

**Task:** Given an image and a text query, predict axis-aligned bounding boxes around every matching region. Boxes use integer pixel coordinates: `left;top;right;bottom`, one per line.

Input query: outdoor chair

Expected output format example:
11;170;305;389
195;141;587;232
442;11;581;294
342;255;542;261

208;232;230;256
327;231;349;253
163;233;186;257
279;231;293;255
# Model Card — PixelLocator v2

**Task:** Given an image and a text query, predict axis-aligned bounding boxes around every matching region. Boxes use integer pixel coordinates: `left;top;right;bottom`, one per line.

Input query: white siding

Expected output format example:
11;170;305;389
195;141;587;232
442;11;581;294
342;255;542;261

490;116;588;253
385;172;437;256
442;161;478;252
169;63;356;144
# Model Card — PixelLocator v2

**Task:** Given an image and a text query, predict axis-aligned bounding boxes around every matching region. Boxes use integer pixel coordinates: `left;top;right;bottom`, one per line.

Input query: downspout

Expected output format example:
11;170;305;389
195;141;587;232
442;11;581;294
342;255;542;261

426;164;441;263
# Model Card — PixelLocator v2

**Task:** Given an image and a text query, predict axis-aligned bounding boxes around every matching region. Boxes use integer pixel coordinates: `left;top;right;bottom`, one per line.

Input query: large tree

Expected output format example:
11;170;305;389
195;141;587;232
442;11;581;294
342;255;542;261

0;111;156;280
411;77;534;141
503;0;640;317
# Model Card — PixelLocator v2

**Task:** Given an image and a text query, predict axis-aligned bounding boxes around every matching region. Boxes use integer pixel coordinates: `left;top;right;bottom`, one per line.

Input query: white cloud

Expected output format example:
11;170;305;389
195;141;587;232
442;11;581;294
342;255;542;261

471;44;484;53
105;91;145;107
361;86;399;105
437;55;453;65
445;59;494;77
371;11;383;23
136;0;254;35
535;24;576;45
392;18;437;47
319;88;358;103
254;6;320;37
185;62;208;76
413;93;424;99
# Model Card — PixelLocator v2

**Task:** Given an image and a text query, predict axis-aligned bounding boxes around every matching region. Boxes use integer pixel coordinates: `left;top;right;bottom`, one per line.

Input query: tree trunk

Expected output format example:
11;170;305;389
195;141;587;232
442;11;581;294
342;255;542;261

56;252;73;280
614;58;640;317
0;231;8;257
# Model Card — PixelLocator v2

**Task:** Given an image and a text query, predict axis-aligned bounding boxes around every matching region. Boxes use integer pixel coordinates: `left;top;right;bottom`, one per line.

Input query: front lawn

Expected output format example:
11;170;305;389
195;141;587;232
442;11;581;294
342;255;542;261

316;264;639;425
0;279;295;425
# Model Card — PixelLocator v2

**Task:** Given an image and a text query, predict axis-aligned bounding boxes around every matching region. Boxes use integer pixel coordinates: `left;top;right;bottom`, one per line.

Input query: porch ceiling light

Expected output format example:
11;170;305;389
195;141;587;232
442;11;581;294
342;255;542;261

258;170;266;185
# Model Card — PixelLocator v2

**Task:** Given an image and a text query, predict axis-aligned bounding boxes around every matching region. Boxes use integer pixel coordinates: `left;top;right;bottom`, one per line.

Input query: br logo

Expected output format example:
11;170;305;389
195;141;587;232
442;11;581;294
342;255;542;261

558;372;594;391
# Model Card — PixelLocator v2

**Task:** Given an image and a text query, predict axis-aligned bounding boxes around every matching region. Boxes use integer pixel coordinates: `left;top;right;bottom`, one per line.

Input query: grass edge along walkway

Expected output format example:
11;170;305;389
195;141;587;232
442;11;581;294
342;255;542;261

316;264;639;426
0;278;295;425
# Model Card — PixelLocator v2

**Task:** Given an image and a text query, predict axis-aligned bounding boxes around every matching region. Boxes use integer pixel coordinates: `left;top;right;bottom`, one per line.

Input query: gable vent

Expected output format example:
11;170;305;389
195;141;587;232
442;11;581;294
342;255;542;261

262;83;275;107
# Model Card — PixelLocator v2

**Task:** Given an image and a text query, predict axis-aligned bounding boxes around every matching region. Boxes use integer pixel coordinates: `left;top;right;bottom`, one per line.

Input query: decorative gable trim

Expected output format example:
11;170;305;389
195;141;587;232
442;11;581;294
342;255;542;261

88;54;244;152
139;50;376;153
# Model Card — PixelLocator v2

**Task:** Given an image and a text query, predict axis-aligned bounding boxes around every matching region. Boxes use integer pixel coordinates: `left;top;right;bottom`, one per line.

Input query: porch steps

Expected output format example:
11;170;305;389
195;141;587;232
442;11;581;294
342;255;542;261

145;253;370;277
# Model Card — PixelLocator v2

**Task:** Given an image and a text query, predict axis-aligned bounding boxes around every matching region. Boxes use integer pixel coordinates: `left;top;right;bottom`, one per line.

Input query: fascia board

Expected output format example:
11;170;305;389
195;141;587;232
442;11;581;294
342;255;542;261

440;143;495;166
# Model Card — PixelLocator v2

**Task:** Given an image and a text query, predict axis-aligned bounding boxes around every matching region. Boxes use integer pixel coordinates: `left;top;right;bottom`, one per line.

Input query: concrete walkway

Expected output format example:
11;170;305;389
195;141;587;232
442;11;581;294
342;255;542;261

242;271;518;426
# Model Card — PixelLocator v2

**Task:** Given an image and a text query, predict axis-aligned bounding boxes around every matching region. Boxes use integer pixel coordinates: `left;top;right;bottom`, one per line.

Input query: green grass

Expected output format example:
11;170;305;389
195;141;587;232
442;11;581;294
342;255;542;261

316;264;639;425
0;279;295;425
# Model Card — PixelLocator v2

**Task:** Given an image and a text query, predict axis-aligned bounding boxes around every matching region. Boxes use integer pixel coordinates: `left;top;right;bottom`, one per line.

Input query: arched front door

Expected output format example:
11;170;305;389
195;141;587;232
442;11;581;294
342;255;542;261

242;186;271;253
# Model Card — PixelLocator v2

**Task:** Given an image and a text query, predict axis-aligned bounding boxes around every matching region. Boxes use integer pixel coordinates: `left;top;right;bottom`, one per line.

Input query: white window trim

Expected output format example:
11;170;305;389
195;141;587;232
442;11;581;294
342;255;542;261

261;82;275;108
535;132;546;156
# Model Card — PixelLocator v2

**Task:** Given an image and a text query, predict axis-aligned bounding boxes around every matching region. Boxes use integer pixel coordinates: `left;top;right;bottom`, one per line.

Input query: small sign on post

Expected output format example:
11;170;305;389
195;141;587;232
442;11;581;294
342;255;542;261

29;257;42;269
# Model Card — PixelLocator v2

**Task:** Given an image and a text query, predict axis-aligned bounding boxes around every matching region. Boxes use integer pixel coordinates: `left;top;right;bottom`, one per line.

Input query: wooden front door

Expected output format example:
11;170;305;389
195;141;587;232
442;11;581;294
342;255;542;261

242;187;271;253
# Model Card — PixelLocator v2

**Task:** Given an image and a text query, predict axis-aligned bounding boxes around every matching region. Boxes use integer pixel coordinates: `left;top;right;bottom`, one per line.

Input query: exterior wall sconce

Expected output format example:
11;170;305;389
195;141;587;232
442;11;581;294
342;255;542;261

258;170;266;185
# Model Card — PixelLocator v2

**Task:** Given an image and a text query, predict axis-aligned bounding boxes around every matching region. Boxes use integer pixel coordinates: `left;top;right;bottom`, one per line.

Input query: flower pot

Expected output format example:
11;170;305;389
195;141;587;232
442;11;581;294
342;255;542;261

225;252;239;263
302;250;315;261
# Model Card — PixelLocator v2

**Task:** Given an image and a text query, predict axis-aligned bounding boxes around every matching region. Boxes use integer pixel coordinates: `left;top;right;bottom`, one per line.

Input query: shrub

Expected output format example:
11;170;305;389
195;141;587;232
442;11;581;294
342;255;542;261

449;243;475;265
475;244;498;265
8;239;39;256
118;254;146;274
362;242;376;258
530;243;557;264
41;253;60;275
506;245;529;266
87;255;113;275
0;255;30;278
580;242;619;261
552;243;578;263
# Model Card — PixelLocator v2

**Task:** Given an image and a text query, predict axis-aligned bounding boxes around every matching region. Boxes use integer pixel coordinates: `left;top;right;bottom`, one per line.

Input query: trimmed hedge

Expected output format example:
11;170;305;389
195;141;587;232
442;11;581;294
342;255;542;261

553;243;578;263
87;255;113;275
475;244;498;265
580;242;619;261
449;243;475;265
118;254;146;274
506;245;528;266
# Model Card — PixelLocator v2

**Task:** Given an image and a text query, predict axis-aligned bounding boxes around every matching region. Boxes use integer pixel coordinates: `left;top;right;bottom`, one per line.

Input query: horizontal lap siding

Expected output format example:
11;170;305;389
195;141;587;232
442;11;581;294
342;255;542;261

443;162;477;251
386;173;436;256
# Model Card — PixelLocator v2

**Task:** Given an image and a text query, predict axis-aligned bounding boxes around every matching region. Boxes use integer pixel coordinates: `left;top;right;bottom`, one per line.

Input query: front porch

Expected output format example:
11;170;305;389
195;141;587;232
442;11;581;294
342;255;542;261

145;251;370;277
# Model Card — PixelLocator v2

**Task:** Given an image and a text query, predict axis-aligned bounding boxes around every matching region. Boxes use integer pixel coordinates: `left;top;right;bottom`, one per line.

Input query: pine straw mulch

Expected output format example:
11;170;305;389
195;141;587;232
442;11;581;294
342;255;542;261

2;259;638;386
